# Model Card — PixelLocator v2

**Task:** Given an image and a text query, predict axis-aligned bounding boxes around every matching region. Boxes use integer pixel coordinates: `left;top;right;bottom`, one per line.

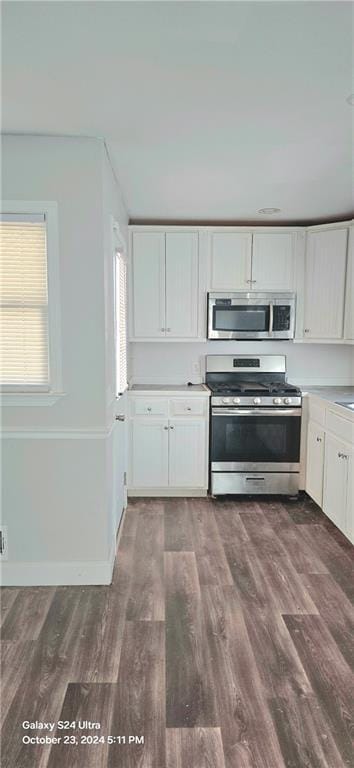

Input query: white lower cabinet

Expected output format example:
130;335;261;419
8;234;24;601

130;419;169;488
346;452;354;543
306;420;325;506
323;434;353;537
169;420;206;487
305;396;354;544
128;394;209;494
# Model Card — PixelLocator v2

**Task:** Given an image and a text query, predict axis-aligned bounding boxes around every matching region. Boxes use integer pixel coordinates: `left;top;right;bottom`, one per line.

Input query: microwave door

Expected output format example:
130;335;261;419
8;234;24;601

211;304;270;339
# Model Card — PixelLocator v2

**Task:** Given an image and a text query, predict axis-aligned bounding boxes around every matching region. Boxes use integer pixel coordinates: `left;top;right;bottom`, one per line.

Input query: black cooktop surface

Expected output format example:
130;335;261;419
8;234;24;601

209;381;301;396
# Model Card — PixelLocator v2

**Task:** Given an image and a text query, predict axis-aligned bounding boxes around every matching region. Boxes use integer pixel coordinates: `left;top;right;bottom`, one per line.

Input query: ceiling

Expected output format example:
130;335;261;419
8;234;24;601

2;1;353;223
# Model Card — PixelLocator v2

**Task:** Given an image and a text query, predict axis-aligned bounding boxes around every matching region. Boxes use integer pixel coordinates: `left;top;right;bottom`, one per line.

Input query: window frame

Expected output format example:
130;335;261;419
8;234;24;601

112;219;128;399
0;200;63;406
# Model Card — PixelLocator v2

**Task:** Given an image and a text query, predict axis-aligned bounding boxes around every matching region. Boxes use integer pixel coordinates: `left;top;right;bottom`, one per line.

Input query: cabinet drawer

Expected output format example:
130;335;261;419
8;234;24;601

132;398;168;417
326;410;354;444
170;398;207;417
307;397;326;427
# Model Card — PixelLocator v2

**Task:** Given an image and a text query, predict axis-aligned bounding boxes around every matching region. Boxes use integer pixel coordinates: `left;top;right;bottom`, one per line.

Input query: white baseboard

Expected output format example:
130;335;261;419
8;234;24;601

0;543;116;587
128;487;207;497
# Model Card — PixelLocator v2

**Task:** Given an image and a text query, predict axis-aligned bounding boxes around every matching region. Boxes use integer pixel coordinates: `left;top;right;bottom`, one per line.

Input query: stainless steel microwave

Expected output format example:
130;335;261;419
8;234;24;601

208;292;296;340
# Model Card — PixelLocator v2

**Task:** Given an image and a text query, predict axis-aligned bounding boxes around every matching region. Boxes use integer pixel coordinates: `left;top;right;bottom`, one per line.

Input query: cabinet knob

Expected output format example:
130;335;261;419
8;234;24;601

170;425;174;429
166;328;171;332
147;407;152;412
187;407;191;411
161;328;165;332
304;329;310;334
316;436;322;442
164;426;169;430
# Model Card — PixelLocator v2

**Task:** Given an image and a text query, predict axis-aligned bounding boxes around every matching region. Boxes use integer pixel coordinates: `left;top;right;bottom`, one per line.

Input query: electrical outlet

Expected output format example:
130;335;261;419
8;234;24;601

0;526;8;560
192;360;201;377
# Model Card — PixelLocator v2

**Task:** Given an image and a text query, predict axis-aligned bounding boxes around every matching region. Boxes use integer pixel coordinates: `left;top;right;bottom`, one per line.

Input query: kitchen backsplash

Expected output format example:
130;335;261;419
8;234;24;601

129;341;354;386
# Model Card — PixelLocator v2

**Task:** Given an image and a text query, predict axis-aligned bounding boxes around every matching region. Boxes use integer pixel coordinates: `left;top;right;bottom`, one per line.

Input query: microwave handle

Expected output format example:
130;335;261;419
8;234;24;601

269;302;274;334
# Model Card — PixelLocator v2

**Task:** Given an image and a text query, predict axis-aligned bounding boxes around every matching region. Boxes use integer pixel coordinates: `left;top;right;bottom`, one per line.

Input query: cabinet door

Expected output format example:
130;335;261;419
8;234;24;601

131;232;165;338
165;233;199;338
209;232;252;290
306;421;325;506
345;449;353;543
169;420;206;487
344;227;354;341
130;419;169;488
304;229;348;339
323;433;348;531
252;233;294;290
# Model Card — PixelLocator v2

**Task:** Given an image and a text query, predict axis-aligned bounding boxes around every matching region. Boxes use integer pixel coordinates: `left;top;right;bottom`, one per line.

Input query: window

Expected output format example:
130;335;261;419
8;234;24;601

114;250;128;396
0;202;62;402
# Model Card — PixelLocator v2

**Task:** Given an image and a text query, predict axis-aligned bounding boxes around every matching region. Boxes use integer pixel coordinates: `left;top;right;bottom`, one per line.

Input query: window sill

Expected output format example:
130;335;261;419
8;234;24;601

1;392;66;407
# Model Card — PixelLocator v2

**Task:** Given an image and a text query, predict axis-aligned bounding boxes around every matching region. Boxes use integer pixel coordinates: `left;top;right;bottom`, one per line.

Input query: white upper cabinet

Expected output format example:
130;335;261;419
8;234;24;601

209;231;295;292
131;232;165;338
209;232;252;290
252;233;295;290
344;227;354;341
165;233;198;338
130;222;352;344
303;228;348;339
130;230;200;340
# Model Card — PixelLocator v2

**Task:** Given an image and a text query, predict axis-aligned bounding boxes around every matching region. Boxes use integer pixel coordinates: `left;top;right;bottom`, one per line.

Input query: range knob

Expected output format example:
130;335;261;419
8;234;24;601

233;397;241;404
222;397;231;404
284;397;292;405
273;397;282;405
253;397;261;405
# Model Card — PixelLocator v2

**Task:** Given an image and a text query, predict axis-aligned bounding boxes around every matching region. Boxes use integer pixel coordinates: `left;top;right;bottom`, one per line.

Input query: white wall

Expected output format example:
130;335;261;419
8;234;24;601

130;340;354;387
1;135;128;585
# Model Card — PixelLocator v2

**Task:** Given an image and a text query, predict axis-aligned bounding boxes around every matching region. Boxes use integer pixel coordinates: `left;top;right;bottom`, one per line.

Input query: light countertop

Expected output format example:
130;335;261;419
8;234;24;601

302;385;354;402
129;384;210;395
302;386;354;419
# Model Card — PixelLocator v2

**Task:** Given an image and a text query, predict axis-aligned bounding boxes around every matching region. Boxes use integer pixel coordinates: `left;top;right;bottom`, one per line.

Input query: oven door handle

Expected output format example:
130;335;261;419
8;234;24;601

211;408;301;417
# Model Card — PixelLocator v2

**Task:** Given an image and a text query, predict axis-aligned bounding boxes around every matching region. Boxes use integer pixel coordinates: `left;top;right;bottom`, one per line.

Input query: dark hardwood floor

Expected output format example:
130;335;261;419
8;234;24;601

1;495;354;767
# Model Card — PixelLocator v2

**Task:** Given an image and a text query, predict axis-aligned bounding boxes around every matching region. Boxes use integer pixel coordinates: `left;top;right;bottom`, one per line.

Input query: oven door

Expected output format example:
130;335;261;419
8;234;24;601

211;408;301;471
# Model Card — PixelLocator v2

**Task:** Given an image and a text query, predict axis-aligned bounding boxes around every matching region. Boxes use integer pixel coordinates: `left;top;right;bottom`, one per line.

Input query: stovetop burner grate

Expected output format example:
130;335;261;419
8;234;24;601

210;381;301;396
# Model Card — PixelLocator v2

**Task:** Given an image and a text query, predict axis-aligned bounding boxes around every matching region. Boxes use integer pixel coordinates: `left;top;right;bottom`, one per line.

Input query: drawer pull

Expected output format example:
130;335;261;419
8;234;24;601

186;407;192;411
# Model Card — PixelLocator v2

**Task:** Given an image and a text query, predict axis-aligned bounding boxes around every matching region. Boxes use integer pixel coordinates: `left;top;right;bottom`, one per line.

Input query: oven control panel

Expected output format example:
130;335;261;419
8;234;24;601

212;395;302;408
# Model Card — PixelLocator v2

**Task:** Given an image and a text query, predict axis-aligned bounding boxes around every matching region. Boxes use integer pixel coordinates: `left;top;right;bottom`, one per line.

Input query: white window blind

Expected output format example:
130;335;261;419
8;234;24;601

115;252;128;395
0;214;49;389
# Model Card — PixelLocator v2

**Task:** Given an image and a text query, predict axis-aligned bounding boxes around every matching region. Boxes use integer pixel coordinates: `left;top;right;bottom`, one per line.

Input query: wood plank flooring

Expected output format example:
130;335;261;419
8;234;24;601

1;495;354;768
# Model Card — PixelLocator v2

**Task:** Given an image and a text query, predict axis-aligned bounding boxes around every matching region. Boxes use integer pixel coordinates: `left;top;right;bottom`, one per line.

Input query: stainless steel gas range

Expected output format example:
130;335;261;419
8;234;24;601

206;355;302;496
